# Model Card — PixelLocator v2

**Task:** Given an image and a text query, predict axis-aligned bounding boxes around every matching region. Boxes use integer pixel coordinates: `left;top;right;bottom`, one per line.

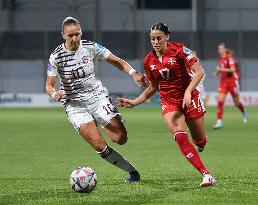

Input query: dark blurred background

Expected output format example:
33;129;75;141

0;0;257;97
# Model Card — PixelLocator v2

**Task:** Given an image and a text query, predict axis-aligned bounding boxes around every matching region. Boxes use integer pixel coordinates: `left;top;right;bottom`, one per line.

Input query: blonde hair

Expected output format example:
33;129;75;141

62;17;80;32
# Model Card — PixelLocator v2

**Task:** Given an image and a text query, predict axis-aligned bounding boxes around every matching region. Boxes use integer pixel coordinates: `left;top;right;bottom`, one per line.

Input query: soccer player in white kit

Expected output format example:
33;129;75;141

46;17;143;182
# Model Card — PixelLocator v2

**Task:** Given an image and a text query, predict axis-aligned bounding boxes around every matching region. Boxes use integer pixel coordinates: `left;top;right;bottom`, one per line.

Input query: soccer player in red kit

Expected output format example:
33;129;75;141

213;43;248;129
117;23;216;187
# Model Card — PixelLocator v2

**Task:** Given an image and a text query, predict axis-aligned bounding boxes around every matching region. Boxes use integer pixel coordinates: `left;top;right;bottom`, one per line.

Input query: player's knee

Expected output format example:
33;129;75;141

112;137;127;145
112;130;128;145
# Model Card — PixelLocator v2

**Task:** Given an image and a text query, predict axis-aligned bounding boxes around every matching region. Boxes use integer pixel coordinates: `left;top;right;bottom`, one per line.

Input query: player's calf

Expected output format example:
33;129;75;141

105;116;128;145
97;145;139;182
110;130;128;145
173;131;209;175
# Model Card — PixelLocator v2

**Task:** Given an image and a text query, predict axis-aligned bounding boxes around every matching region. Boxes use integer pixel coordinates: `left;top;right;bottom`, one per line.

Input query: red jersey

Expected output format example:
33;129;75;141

218;53;240;81
144;42;198;106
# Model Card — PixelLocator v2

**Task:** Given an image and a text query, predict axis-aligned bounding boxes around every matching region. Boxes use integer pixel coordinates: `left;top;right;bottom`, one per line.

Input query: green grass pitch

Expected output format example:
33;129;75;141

0;106;258;205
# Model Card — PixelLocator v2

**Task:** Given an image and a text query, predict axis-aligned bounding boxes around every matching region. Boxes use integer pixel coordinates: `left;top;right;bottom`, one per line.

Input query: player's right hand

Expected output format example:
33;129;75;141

52;90;64;101
132;72;149;88
141;74;150;89
115;98;134;108
182;90;192;109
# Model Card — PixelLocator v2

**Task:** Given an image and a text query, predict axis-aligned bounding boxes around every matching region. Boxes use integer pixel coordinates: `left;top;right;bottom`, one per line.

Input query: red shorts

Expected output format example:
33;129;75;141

161;91;205;121
218;79;239;97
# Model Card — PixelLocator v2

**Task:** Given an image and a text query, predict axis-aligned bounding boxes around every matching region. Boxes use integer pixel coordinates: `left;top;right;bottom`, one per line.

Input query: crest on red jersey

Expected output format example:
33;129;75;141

150;64;156;70
168;58;176;65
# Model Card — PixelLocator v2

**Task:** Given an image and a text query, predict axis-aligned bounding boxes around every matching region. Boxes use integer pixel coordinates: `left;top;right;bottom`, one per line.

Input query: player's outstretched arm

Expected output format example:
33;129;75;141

217;65;236;73
46;76;63;101
106;54;146;87
212;66;220;77
116;81;158;108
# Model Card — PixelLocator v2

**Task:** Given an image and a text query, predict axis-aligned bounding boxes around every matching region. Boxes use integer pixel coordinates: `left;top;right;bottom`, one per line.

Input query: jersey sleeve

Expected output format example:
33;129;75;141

178;45;198;68
94;43;111;60
47;54;58;76
143;56;154;81
228;55;235;67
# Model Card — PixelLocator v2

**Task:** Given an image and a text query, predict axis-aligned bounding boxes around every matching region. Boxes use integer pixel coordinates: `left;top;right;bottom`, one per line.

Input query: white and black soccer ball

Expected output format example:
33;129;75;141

70;167;97;193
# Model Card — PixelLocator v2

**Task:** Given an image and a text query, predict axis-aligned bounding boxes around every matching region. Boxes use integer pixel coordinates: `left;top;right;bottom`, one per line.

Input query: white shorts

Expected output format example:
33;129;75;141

66;96;121;132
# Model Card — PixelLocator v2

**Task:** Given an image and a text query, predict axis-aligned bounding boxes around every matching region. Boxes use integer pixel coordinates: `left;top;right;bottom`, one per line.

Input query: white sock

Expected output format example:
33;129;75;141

217;119;222;123
97;145;137;173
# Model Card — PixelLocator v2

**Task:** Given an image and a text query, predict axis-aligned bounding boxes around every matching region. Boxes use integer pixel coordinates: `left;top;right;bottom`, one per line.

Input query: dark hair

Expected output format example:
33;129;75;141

62;17;80;32
219;43;234;55
151;22;171;35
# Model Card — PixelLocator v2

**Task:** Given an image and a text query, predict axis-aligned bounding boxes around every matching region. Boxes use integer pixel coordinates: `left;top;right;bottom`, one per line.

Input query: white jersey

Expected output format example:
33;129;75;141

47;40;111;105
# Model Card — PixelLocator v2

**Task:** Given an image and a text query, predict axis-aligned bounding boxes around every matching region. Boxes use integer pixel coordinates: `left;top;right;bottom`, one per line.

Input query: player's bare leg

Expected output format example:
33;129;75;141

163;111;186;133
163;112;215;186
186;116;207;152
104;115;128;145
214;92;226;129
232;95;248;123
79;121;107;151
103;115;140;182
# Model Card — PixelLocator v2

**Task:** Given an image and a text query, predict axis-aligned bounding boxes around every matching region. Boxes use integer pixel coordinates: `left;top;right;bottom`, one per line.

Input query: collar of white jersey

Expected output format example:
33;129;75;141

62;41;82;53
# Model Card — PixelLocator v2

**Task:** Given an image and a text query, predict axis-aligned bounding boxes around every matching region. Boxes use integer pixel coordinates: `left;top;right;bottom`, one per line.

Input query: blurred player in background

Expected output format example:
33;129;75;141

117;23;216;187
46;17;144;182
212;43;248;129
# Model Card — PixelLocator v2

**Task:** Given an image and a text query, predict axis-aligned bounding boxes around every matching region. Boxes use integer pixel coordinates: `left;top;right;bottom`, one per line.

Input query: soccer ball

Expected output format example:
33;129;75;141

70;167;97;193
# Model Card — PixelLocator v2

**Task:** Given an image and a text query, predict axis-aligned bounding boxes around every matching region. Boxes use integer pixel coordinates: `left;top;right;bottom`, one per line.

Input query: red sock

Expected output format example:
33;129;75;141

217;101;224;120
174;131;209;175
193;136;208;148
236;102;245;113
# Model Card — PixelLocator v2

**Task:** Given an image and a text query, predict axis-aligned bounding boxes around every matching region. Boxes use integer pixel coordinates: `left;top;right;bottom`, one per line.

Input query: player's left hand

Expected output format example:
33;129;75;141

182;91;192;108
115;98;135;108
